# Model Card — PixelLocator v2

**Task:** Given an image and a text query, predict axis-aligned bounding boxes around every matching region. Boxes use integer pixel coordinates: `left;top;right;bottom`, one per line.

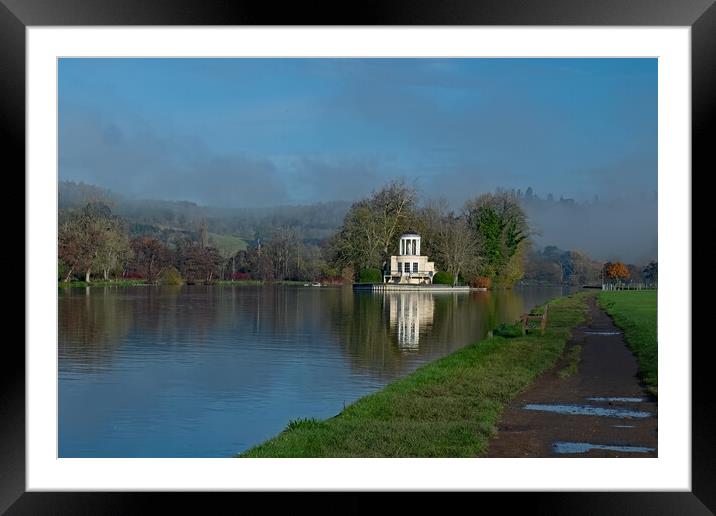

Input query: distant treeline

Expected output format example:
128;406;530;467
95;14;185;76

59;181;350;243
57;180;657;286
524;245;657;286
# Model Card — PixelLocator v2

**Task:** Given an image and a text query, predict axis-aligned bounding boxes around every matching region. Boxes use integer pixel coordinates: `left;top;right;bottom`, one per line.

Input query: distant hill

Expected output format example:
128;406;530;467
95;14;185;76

58;180;351;244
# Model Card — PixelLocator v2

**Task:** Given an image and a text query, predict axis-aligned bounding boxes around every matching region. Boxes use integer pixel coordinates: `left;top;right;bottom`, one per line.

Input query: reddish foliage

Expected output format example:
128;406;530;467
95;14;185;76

470;276;492;289
319;276;345;285
604;261;630;281
231;272;252;281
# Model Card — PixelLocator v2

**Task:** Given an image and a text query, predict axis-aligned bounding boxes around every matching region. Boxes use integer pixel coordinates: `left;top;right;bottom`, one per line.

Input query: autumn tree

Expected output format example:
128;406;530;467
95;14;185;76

603;261;630;283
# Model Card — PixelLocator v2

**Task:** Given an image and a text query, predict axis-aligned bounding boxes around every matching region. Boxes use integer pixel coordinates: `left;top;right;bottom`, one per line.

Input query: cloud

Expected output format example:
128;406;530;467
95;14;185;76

286;155;387;203
59;108;290;208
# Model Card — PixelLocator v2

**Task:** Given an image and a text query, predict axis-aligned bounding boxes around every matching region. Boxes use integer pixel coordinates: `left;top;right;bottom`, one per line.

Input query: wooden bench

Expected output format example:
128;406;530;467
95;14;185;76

521;303;549;335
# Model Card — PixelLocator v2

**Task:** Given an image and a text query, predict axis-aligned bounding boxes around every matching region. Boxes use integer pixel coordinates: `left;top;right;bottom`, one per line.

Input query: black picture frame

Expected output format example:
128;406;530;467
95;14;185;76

4;0;710;513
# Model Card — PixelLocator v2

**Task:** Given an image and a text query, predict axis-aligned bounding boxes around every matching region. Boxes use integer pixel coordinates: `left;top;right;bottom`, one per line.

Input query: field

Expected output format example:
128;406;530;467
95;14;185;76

208;232;248;256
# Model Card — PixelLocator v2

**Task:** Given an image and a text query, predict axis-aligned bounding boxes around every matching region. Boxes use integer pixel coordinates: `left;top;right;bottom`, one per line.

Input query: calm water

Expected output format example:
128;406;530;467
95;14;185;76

59;284;571;457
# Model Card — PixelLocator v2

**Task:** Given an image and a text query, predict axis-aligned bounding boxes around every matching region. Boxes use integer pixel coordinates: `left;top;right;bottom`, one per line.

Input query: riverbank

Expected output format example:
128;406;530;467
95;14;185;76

597;290;658;396
58;279;147;288
59;279;326;288
238;292;590;457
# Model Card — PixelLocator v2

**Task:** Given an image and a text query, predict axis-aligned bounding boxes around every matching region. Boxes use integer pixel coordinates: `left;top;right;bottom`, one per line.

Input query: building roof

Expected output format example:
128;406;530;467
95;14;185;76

400;232;420;237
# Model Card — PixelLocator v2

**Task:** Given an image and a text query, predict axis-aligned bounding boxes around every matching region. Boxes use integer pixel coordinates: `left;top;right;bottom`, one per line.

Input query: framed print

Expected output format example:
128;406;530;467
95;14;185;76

5;0;712;513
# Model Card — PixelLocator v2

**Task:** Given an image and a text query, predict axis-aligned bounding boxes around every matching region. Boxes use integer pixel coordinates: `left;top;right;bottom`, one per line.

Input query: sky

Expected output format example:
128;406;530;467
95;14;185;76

58;58;657;208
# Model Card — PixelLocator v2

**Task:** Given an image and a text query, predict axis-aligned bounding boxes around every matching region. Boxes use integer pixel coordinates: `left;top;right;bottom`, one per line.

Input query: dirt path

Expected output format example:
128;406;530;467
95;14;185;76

486;295;657;457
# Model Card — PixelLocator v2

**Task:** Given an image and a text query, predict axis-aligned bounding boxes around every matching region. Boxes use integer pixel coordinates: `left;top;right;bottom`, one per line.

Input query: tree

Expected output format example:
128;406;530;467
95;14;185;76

58;202;125;282
465;191;529;287
196;218;209;248
130;237;170;283
327;201;381;273
604;261;630;283
328;179;417;276
433;214;480;286
370;179;418;266
642;261;658;283
58;218;93;282
95;219;132;280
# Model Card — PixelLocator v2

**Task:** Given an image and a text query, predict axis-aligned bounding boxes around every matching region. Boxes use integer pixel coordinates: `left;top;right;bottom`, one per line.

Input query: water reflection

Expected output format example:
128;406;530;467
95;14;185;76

387;292;435;350
58;284;571;457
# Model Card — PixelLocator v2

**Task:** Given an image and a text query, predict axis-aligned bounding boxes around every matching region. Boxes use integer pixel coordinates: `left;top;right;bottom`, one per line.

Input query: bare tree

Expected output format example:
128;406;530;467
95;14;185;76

329;179;417;275
434;214;481;286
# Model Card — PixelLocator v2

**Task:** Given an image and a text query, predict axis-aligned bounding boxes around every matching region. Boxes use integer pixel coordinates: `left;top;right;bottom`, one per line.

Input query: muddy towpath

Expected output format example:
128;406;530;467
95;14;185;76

487;295;657;457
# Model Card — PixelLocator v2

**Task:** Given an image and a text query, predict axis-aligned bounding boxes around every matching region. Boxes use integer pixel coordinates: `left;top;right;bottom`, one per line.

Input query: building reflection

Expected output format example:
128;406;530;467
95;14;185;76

387;293;435;351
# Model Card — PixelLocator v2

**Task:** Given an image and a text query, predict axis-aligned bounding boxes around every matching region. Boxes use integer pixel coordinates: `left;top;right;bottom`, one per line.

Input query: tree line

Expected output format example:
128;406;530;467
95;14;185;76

58;202;334;284
524;244;657;286
58;181;656;288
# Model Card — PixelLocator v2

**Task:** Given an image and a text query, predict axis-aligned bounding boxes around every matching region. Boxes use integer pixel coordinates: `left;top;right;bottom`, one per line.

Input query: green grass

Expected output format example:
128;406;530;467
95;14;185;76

208;232;248;255
598;290;658;396
215;280;308;286
59;279;147;288
239;292;590;457
558;344;582;379
493;322;523;338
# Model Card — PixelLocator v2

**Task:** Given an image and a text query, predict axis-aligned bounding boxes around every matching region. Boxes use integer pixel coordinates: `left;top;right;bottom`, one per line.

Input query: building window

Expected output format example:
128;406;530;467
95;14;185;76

397;262;402;273
413;262;418;273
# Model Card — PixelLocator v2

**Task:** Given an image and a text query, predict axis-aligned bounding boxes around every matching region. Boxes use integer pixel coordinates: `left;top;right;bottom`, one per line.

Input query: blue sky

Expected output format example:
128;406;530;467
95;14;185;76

59;58;657;207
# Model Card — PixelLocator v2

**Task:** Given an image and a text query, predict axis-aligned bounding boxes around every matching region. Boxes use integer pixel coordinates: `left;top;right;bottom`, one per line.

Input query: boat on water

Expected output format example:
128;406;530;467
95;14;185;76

311;282;322;287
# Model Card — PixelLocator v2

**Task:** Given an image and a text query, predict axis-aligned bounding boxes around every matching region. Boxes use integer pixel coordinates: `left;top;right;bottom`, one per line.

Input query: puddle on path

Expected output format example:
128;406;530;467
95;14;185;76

586;397;645;403
553;441;655;454
613;425;636;428
523;404;652;419
583;331;623;336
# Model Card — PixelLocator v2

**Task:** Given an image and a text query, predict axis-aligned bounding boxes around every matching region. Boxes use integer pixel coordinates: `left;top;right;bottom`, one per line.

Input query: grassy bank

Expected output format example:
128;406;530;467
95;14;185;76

597;290;658;396
239;292;590;457
215;280;308;286
58;279;147;288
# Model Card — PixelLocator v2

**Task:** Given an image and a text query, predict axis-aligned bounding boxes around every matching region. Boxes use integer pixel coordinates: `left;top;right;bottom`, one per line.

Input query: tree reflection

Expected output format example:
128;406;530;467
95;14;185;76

59;287;134;372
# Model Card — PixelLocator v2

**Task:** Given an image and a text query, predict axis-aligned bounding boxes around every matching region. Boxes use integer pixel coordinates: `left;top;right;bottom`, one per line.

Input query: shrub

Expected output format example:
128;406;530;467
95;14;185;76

285;417;322;432
432;271;454;285
470;276;492;289
493;322;523;338
158;266;184;285
358;267;382;284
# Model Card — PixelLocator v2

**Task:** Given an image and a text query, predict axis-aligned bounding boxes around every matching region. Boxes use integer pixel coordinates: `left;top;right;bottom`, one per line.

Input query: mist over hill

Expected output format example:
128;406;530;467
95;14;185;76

58;181;656;264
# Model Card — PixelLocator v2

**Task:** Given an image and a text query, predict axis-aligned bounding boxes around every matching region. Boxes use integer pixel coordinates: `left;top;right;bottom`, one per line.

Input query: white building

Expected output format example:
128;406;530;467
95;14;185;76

383;232;436;284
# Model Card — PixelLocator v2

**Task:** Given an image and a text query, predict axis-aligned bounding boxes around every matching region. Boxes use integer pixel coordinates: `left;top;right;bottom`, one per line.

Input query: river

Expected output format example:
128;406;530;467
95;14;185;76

58;284;572;457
